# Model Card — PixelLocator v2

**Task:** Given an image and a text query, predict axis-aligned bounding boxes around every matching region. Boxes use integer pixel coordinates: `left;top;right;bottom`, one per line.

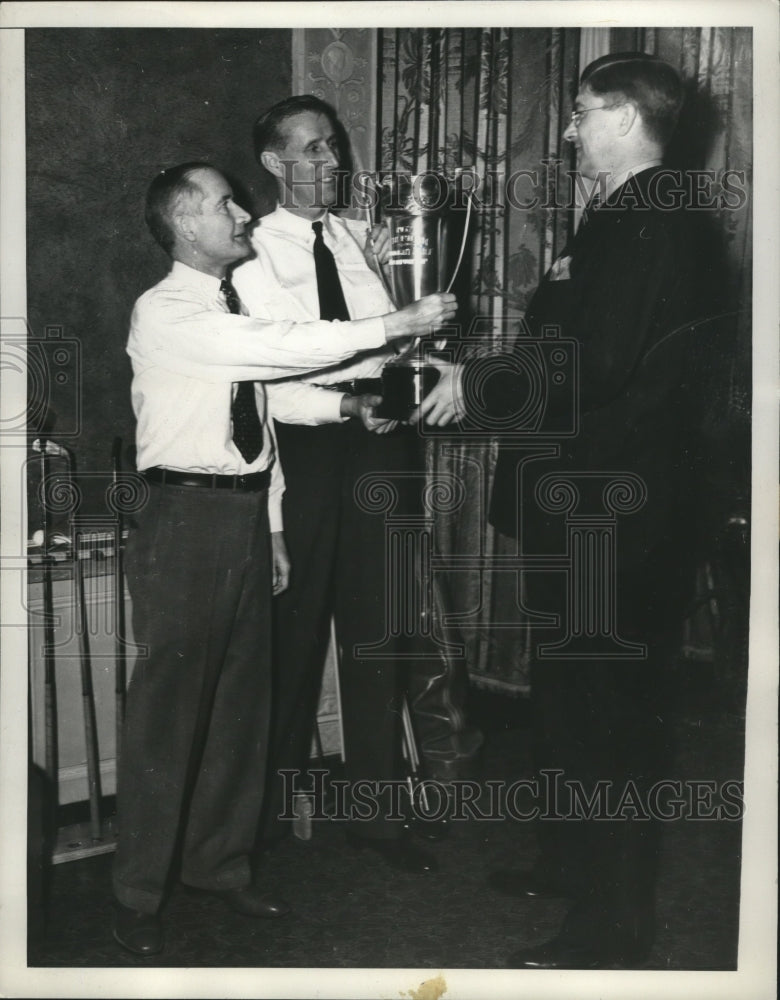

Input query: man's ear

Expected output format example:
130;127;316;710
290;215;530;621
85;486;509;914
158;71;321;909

618;101;640;137
173;211;197;244
260;150;284;179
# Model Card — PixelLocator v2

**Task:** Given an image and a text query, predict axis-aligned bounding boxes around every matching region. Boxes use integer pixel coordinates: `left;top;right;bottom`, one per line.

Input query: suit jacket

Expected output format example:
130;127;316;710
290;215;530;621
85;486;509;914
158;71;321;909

486;168;719;580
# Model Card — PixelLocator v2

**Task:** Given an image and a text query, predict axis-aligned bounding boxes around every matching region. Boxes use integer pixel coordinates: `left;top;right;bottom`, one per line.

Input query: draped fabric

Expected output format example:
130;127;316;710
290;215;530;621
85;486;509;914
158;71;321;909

378;28;580;692
642;27;753;465
637;27;753;669
376;27;752;691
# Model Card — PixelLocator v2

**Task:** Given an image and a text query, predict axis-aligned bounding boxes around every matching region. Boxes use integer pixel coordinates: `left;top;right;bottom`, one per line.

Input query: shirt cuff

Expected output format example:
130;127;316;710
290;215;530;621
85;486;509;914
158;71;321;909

329;392;349;423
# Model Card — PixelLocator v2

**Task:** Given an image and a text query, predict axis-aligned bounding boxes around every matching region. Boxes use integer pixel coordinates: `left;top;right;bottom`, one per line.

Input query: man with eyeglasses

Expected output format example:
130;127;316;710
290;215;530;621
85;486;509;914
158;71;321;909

413;52;722;968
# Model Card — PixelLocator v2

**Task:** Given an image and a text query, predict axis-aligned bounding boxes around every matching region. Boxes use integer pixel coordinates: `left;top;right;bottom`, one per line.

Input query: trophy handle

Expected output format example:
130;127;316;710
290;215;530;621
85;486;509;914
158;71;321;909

443;185;475;294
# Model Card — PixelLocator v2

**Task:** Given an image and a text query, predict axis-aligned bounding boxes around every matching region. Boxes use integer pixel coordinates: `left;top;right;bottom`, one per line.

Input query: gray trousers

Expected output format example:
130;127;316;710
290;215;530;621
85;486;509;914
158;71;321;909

113;481;272;914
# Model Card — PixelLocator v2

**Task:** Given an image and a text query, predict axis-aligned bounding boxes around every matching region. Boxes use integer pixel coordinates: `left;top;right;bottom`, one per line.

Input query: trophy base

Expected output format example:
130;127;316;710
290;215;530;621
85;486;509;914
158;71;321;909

375;362;441;421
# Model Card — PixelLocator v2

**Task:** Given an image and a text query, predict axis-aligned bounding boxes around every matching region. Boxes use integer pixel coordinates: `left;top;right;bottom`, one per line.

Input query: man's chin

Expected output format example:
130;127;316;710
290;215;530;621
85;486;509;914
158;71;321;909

576;161;596;181
228;239;253;264
320;181;339;205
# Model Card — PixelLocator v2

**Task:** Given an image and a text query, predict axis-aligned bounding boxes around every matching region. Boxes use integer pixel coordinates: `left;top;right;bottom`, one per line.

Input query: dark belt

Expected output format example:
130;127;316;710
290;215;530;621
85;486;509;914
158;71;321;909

142;467;271;492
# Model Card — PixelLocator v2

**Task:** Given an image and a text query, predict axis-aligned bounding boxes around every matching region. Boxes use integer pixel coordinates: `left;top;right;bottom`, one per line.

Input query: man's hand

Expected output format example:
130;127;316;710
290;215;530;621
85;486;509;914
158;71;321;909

409;360;467;426
270;531;291;596
340;392;399;434
383;293;457;342
364;223;391;272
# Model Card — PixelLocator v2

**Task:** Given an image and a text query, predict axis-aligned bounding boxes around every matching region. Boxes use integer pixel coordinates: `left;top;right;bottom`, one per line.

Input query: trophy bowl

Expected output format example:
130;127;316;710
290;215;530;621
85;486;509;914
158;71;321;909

374;172;454;420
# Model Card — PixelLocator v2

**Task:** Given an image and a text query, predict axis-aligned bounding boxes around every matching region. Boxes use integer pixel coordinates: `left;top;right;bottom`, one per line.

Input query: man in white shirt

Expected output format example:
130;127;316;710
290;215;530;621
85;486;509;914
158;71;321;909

233;96;481;876
113;161;454;956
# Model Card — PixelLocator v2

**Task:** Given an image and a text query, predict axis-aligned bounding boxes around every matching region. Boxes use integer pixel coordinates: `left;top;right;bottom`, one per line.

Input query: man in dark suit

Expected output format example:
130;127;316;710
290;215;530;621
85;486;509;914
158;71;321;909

415;52;716;968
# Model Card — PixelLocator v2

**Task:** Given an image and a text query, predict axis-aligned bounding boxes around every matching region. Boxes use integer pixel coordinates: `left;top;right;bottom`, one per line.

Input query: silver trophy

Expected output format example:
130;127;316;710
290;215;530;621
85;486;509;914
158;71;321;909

371;172;471;420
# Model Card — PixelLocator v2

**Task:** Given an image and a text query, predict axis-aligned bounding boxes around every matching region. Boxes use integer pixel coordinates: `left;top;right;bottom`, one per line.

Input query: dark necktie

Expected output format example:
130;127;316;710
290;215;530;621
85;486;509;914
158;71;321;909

312;220;350;321
220;276;264;464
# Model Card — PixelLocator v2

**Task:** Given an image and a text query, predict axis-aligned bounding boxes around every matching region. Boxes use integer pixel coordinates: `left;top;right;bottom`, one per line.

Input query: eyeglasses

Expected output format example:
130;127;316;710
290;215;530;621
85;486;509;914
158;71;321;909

569;103;623;127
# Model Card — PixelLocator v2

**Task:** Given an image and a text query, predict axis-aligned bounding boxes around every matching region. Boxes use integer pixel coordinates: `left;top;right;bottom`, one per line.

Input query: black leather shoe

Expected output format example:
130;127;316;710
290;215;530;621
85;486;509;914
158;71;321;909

185;884;290;918
346;831;438;874
508;935;648;970
486;867;570;899
112;902;164;956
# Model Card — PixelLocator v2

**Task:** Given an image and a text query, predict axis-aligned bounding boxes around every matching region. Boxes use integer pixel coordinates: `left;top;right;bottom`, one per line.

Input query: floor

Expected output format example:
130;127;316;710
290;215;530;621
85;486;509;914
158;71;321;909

27;658;746;973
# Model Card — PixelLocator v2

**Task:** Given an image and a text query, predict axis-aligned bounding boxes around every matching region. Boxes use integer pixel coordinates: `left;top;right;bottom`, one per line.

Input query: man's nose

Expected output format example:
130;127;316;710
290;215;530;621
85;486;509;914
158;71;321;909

563;120;578;143
231;201;251;224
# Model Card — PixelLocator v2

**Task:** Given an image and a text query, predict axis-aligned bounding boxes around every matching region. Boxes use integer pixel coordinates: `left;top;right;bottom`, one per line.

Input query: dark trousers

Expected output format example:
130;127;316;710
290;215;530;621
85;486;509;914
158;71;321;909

523;558;682;951
113;482;272;913
263;420;426;841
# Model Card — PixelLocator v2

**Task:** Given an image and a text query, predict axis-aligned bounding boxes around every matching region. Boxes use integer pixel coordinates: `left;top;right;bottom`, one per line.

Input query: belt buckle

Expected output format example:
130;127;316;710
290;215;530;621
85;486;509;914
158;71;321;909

235;474;246;490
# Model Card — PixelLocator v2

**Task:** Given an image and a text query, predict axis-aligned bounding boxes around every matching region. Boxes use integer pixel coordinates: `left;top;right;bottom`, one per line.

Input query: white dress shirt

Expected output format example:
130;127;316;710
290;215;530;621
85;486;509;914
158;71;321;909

232;206;395;425
127;260;387;530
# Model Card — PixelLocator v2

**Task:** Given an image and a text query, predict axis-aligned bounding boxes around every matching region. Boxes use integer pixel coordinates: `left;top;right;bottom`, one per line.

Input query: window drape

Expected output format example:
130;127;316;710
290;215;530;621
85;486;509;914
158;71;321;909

376;26;752;691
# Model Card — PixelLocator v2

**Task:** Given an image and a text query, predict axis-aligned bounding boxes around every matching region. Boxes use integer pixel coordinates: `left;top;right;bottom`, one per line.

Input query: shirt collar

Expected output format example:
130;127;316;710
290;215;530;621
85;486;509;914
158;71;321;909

604;160;662;200
269;203;330;240
169;259;225;296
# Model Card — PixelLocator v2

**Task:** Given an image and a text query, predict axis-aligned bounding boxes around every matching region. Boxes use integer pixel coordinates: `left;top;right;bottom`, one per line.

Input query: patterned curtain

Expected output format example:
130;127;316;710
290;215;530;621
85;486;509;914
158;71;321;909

630;28;753;668
638;28;752;428
378;28;580;692
376;27;752;691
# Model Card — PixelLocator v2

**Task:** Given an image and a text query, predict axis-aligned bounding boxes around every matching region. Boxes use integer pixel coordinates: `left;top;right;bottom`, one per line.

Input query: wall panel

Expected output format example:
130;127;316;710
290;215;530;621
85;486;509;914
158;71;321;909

25;28;293;514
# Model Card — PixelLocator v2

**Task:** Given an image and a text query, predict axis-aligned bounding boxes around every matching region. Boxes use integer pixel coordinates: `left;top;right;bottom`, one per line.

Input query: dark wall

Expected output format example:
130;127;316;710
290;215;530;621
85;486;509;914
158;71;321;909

25;28;291;513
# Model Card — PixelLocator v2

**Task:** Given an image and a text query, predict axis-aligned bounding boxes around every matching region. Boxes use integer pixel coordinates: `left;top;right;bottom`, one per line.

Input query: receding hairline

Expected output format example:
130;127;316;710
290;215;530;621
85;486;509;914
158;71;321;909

179;164;213;193
171;165;220;214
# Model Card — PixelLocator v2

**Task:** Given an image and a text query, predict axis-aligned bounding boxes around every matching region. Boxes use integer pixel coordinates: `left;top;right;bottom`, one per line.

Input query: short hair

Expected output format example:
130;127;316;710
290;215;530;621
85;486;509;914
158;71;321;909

144;162;212;254
580;52;683;146
252;95;339;165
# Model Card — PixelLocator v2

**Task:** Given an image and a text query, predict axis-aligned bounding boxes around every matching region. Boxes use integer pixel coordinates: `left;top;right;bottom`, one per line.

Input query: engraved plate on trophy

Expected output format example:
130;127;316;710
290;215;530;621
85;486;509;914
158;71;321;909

375;173;454;420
